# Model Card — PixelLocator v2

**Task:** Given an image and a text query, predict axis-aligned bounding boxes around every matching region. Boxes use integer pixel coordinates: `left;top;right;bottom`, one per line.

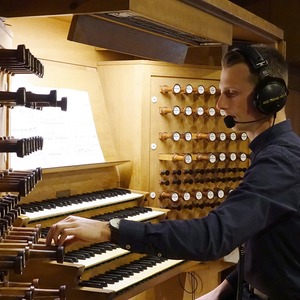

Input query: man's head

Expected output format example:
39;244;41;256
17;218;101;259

221;44;288;115
217;44;288;139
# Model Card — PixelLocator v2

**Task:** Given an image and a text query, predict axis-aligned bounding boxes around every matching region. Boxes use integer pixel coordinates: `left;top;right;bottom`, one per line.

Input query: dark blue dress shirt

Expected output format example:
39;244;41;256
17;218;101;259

118;120;300;300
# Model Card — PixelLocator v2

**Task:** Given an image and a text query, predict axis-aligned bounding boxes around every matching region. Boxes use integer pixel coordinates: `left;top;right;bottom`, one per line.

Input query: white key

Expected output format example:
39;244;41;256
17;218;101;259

76;248;129;268
22;192;143;221
69;209;165;267
126;210;165;221
105;259;183;292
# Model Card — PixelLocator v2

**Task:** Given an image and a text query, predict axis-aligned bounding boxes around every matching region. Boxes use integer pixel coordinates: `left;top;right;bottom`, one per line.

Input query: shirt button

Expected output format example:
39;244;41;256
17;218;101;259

157;253;162;257
125;244;131;250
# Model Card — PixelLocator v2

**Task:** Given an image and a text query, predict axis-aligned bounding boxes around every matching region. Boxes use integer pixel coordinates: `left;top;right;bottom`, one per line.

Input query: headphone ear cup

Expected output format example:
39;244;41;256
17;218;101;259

253;77;288;115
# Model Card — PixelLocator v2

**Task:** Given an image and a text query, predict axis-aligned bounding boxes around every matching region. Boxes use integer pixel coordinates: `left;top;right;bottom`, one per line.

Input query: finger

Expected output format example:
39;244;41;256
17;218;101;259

46;220;77;246
62;236;76;247
56;227;82;246
63;235;83;247
45;224;59;246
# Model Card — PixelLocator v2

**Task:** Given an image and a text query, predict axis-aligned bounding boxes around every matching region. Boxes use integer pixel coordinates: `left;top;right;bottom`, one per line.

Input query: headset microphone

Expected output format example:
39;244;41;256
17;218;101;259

224;115;271;129
224;116;236;128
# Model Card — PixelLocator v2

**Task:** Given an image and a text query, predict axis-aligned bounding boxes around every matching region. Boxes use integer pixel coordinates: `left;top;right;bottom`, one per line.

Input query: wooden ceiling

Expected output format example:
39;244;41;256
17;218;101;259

230;0;300;70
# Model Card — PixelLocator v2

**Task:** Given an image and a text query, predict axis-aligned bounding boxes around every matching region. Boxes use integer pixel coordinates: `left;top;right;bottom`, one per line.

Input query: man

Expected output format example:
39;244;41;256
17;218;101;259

46;44;300;300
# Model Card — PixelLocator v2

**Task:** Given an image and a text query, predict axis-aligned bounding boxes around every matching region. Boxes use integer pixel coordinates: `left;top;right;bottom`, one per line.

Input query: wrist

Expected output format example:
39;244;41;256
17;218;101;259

109;218;121;243
102;222;112;241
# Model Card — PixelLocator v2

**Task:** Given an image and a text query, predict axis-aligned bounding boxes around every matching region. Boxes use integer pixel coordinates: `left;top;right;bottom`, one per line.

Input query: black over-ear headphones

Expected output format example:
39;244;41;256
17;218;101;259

234;45;289;115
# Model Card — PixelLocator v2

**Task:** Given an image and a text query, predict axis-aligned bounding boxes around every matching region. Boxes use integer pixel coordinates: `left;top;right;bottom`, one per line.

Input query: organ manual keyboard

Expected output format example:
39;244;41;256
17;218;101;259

9;164;201;300
17;188;147;226
69;255;198;300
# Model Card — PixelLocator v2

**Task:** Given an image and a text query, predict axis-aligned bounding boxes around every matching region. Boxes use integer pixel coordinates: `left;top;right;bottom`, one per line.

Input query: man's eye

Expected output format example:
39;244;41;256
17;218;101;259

225;90;237;97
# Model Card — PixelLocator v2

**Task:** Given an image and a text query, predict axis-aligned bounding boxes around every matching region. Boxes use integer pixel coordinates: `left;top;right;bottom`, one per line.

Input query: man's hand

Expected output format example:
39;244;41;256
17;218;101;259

45;215;111;246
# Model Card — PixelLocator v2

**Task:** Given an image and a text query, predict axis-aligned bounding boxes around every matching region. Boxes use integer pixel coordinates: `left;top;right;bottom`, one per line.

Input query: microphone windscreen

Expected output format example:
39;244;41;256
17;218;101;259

224;116;236;128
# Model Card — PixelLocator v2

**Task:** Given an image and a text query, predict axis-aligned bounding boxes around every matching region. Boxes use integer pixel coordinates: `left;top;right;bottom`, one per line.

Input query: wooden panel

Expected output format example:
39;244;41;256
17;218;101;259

230;0;300;66
8;260;85;289
128;0;232;44
97;60;250;221
68;15;189;64
18;165;121;203
97;61;152;191
182;0;283;43
0;0;282;46
0;0;131;17
1;0;232;45
149;74;249;220
7;17;98;67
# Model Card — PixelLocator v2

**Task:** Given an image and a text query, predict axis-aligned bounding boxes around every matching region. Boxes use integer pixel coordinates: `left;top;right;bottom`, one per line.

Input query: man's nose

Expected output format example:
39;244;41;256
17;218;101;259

216;93;224;110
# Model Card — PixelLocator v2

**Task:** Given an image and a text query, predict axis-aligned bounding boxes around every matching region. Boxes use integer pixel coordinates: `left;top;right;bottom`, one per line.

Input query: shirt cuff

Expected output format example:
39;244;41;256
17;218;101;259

117;219;147;253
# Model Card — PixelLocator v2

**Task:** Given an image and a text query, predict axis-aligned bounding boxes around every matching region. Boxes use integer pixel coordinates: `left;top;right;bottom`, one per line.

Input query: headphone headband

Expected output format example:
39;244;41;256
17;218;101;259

235;45;269;72
232;45;288;115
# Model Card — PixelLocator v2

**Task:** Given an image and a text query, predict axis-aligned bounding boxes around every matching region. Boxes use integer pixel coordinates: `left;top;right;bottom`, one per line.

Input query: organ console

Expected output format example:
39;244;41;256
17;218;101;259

0;2;284;297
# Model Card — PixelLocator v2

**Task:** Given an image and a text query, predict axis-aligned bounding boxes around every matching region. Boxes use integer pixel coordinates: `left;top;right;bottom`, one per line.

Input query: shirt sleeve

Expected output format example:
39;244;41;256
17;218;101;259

116;143;300;261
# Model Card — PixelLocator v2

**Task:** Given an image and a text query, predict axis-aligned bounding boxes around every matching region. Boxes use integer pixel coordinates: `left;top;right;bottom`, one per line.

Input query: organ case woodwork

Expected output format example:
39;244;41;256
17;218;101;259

97;61;250;221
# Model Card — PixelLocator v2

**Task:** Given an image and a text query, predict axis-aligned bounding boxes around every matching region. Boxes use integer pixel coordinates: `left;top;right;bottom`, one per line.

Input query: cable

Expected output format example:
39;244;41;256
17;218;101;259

178;271;204;299
236;245;245;300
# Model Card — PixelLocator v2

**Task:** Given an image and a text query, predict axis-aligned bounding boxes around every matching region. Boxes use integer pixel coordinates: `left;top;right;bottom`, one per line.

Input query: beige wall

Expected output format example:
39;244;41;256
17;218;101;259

6;16;119;162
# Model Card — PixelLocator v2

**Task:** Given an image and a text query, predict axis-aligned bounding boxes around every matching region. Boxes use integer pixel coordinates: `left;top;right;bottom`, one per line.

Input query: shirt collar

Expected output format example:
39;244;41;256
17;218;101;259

249;120;292;160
